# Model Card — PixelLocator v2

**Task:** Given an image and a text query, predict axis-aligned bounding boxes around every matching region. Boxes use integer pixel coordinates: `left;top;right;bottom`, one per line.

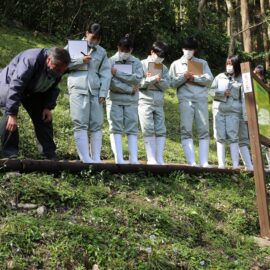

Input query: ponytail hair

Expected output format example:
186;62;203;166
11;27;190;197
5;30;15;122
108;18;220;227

254;65;265;78
118;33;134;51
86;23;102;38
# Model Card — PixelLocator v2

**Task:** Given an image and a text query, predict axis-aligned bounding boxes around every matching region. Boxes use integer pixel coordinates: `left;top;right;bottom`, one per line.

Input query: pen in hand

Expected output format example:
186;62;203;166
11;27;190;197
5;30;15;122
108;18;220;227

81;52;91;64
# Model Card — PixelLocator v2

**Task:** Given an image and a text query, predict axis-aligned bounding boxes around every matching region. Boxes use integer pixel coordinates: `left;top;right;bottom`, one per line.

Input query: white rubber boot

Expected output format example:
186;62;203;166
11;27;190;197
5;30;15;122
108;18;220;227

156;137;166;165
239;146;253;171
266;149;270;170
182;138;196;166
90;130;102;163
199;139;209;167
36;139;43;155
217;142;225;169
74;130;94;163
128;135;139;164
230;142;240;169
110;134;127;164
144;136;158;164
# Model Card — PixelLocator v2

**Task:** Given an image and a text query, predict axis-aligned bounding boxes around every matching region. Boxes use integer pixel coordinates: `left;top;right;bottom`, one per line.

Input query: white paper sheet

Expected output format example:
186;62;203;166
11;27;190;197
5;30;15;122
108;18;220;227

217;78;229;92
68;40;88;59
114;64;133;75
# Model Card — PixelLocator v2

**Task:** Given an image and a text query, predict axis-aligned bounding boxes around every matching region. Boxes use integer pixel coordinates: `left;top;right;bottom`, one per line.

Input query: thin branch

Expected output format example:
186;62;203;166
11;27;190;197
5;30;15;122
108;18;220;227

67;0;83;36
233;17;270;37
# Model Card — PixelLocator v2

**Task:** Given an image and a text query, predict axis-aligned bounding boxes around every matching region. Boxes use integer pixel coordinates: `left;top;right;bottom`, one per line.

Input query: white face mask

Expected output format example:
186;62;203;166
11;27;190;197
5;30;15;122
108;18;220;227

119;52;131;61
226;65;234;74
183;49;194;60
151;54;164;64
88;42;98;48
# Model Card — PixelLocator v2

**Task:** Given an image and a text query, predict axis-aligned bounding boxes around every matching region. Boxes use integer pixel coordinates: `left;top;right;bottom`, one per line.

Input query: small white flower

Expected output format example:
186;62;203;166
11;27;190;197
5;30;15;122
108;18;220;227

200;260;205;266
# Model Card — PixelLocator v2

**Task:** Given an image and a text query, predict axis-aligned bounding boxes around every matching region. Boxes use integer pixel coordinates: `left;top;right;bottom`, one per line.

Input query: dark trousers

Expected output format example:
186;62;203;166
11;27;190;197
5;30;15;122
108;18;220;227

0;94;56;158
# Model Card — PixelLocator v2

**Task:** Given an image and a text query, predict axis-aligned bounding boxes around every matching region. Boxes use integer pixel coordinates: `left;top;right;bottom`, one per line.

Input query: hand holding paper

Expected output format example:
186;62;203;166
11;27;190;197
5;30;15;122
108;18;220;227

146;72;161;82
224;90;231;97
83;54;91;64
131;85;138;95
184;72;194;81
155;74;161;82
111;67;117;76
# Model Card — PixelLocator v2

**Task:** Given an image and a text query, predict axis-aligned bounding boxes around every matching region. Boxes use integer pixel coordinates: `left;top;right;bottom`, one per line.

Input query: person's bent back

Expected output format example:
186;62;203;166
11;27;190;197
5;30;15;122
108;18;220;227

0;47;70;159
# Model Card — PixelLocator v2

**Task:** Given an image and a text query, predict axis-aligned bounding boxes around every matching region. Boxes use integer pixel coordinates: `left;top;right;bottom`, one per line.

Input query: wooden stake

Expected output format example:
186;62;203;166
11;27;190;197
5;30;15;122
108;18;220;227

241;62;270;238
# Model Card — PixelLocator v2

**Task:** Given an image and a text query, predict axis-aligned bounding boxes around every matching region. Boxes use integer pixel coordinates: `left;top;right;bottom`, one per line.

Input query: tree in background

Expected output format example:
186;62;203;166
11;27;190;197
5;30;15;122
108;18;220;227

241;0;252;52
0;0;269;74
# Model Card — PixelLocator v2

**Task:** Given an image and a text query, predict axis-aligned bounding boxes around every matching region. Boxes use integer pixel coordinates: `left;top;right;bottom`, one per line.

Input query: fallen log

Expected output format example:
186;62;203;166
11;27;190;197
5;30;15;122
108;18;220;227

0;158;266;175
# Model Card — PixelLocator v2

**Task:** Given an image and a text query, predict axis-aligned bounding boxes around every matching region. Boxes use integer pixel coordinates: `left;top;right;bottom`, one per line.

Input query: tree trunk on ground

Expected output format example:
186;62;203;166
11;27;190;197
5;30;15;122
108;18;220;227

240;0;253;52
0;159;253;175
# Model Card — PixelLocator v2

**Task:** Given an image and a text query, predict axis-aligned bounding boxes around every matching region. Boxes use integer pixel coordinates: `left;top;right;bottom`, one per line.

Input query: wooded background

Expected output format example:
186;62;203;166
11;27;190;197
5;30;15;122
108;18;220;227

0;0;269;73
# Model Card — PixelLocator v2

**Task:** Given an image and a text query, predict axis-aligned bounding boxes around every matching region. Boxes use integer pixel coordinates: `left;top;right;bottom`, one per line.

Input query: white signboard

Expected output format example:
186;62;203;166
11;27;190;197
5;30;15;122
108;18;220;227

242;72;253;93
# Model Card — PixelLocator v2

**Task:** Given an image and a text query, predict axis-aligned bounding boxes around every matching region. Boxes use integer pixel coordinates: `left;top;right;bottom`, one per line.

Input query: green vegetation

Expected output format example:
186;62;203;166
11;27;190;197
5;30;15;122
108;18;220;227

1;171;270;269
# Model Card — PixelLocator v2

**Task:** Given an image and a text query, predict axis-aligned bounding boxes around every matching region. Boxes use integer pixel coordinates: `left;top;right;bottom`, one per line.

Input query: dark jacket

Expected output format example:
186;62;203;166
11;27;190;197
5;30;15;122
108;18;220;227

0;48;61;115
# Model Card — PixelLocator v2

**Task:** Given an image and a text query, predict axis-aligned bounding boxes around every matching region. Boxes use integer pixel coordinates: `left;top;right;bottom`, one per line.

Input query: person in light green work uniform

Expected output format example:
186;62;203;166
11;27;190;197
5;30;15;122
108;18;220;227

211;55;250;169
169;37;213;167
139;41;170;165
106;34;143;164
237;63;253;171
67;23;111;163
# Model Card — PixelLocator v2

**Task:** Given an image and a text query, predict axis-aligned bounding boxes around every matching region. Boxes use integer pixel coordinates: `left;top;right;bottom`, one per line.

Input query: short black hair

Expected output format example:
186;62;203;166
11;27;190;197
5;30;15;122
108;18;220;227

87;23;102;38
151;41;168;58
49;47;70;66
182;36;198;50
227;55;241;77
118;34;134;51
254;65;265;78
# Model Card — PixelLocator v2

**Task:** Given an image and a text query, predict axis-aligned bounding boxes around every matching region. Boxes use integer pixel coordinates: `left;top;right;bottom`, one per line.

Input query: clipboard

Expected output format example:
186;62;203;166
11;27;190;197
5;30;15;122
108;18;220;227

148;62;163;90
68;40;88;59
187;60;203;86
217;78;229;93
188;60;203;76
68;40;88;71
148;62;163;76
114;64;133;75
